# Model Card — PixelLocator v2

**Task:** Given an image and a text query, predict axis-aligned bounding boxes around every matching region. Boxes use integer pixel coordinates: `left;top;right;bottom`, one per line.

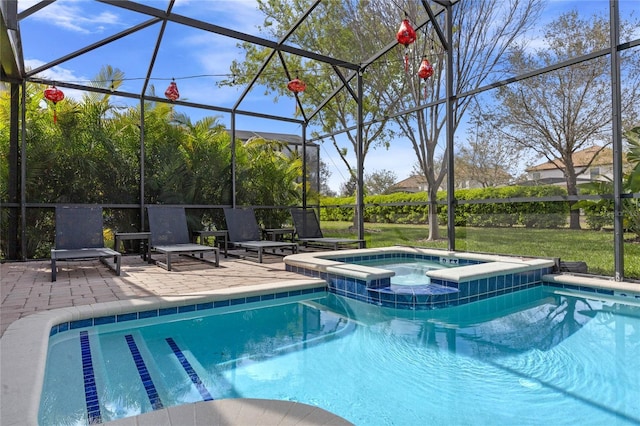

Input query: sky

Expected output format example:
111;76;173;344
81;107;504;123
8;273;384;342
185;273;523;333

15;0;640;192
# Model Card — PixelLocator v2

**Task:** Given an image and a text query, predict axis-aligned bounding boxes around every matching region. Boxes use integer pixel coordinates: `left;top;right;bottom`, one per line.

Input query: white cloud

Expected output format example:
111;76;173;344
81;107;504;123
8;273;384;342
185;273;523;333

20;0;121;34
25;59;87;101
174;0;264;36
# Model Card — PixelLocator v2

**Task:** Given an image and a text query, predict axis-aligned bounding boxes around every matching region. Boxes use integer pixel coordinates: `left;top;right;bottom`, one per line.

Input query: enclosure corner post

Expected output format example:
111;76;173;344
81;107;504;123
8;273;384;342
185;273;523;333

231;113;237;208
356;69;365;242
302;123;307;209
445;1;456;252
610;0;624;281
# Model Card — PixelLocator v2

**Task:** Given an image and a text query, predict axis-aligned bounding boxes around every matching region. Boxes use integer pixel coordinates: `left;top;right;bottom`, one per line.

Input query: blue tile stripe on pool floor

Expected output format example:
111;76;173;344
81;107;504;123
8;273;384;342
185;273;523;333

79;331;101;424
125;334;164;410
166;337;214;401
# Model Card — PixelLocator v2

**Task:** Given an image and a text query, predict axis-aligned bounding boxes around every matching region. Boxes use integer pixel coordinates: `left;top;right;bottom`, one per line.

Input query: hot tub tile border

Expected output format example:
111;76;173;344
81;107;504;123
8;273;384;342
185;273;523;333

286;251;558;310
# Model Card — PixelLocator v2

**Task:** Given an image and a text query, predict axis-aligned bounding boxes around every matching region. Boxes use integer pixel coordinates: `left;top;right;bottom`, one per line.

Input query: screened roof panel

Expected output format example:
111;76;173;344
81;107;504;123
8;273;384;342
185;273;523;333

6;0;462;122
28;24;162;95
144;22;242;105
171;0;274;40
18;0;155;66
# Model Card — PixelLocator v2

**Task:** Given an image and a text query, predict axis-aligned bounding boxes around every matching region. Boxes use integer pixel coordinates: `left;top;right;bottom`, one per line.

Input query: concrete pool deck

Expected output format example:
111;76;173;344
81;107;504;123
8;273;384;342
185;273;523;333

2;250;639;425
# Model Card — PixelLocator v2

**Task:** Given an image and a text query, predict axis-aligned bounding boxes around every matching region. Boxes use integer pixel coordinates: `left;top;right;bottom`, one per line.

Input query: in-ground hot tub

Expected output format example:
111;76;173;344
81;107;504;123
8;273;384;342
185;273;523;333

284;246;557;310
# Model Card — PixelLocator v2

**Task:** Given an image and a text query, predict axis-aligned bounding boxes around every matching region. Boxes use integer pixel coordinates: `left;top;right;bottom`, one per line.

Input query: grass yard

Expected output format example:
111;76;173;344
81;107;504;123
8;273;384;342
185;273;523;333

320;221;640;280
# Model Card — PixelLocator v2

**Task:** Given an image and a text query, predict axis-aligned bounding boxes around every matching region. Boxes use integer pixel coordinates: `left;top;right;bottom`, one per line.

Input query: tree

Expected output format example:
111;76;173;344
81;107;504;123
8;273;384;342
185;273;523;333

491;11;640;229
365;169;398;195
575;126;640;239
382;0;544;239
236;137;303;226
339;174;358;197
318;159;337;197
221;0;399;217
0;67;305;257
455;105;520;188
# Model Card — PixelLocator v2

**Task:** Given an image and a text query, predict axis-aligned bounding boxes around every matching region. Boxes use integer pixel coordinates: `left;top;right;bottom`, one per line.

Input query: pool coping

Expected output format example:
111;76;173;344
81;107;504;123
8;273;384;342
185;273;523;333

95;398;354;426
284;245;558;282
284;246;562;309
0;279;327;426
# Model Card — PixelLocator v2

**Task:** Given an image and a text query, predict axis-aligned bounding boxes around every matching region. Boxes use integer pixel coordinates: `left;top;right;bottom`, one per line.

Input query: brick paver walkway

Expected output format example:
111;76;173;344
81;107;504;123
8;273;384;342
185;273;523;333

1;254;309;337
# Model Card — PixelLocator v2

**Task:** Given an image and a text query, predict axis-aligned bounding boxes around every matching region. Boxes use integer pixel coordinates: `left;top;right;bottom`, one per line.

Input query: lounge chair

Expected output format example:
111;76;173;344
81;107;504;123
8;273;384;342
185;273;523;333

223;207;297;263
290;208;365;250
147;205;219;271
50;206;121;282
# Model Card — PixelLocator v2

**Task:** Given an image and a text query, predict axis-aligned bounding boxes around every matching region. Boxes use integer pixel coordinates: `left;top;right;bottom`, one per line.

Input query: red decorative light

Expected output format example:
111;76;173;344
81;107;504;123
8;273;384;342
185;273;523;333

287;77;306;114
164;80;179;101
396;18;417;47
418;57;434;99
418;57;434;80
287;77;306;93
396;18;417;73
43;85;64;123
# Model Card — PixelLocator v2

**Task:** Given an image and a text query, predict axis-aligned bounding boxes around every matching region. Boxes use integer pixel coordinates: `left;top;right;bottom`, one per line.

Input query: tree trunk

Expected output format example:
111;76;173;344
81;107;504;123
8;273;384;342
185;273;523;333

566;175;581;230
427;189;440;240
568;202;581;230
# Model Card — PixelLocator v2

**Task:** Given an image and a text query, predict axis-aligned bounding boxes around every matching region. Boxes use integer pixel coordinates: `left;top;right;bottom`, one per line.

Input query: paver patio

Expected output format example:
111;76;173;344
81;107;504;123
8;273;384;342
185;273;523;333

1;253;313;337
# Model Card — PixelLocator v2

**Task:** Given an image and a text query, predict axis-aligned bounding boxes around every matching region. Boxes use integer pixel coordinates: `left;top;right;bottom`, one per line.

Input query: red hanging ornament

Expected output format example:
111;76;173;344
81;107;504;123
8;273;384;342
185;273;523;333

417;57;434;99
287;77;306;114
164;79;179;101
43;85;64;123
287;77;306;93
396;18;417;73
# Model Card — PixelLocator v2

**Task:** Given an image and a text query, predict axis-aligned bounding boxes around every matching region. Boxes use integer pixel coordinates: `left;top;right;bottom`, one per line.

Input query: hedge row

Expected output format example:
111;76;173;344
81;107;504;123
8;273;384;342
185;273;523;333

320;185;570;228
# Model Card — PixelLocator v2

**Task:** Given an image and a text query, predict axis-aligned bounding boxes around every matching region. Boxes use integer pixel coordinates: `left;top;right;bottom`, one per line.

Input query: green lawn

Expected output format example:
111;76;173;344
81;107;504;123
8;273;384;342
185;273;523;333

320;221;640;279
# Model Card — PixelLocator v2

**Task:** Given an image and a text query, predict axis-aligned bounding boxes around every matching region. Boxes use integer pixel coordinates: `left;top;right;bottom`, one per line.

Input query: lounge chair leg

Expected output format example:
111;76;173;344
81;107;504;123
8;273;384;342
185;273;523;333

51;259;57;282
166;254;172;271
99;255;121;276
258;249;263;263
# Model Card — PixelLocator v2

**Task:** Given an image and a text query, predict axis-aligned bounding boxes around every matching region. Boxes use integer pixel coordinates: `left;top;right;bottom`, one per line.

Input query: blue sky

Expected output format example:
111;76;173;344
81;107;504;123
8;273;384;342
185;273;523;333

16;0;640;192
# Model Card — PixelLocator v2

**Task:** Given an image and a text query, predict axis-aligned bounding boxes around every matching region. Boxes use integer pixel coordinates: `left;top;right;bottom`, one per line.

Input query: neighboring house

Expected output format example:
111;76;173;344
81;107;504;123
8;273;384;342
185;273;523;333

389;175;429;193
227;129;320;191
524;146;615;186
389;171;491;193
231;130;304;146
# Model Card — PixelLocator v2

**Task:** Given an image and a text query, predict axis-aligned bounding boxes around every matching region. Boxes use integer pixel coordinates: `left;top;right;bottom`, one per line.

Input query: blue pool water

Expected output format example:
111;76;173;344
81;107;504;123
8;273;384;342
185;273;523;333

352;258;451;285
40;287;640;425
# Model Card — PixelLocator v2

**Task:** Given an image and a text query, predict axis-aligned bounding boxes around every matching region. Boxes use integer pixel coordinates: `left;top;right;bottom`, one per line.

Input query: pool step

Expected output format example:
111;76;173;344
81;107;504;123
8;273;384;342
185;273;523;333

125;334;165;410
165;337;214;402
367;284;459;308
80;331;102;424
369;283;459;296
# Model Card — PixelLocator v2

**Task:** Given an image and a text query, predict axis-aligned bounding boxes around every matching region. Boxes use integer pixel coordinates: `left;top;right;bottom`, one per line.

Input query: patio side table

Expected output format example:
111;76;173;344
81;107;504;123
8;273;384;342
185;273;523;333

193;230;228;258
114;231;152;263
263;228;295;242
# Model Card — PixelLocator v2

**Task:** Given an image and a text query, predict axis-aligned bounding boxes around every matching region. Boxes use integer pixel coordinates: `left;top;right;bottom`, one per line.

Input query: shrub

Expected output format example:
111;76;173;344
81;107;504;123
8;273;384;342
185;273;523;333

320;185;569;229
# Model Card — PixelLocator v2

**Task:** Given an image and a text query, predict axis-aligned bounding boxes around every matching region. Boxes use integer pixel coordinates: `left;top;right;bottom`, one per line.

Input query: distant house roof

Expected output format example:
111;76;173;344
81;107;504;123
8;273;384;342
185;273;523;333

228;130;306;145
389;175;428;193
526;146;613;172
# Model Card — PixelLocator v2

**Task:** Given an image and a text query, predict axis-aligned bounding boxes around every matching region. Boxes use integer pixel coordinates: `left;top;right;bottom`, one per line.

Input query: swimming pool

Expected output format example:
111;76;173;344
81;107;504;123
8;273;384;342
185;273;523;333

39;285;640;425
